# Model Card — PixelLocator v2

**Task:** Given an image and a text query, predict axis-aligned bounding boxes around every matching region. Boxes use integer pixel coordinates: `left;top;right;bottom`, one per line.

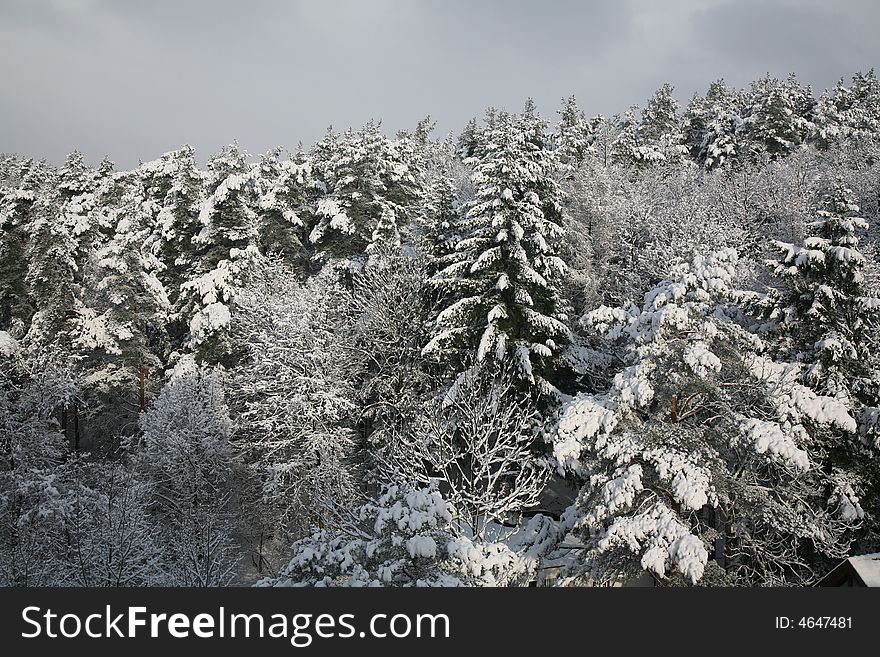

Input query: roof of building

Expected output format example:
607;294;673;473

848;553;880;587
816;552;880;586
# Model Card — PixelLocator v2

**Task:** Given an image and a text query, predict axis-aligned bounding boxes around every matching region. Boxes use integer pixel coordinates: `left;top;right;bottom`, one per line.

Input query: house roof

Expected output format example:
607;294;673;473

816;552;880;586
848;553;880;587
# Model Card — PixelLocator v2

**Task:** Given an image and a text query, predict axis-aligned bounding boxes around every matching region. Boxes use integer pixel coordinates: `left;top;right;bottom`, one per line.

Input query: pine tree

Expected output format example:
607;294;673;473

637;83;686;164
307;122;418;260
742;73;815;159
57;151;104;266
423;106;570;388
58;151;97;201
684;80;742;169
457;118;480;159
640;84;681;142
194;142;258;271
254;146;310;265
610;106;641;166
763;184;880;552
74;171;170;409
588;114;617;167
24;190;80;349
765;182;879;398
814;70;880;147
553;250;860;586
141;146;204;298
556;95;593;168
0;160;50;330
179;143;259;360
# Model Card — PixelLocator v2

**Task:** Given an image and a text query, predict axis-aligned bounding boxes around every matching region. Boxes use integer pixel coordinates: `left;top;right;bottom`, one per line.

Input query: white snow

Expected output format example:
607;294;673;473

0;331;19;358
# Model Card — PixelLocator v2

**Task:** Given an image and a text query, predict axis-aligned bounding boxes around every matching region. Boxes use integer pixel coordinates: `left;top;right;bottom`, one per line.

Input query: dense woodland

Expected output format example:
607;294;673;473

2;70;880;587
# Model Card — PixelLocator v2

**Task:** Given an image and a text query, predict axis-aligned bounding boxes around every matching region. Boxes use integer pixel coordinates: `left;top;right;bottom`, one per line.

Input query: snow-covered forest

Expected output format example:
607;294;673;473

2;70;880;587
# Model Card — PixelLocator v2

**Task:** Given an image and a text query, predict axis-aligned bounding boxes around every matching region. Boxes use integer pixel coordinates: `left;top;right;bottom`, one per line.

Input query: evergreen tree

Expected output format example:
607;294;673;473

0;160;50;330
23;190;80;349
553;250;860;586
684;80;742;169
588;114;617;167
556;95;593;168
179;143;258;360
638;83;686;163
765;182;879;399
58;151;97;201
141;146;204;299
307;122;418;260
74;171;170;416
194;142;258;271
763;183;880;552
610;106;641;166
457;117;480;159
814;70;880;147
742;74;815;158
254;147;311;266
423;106;570;388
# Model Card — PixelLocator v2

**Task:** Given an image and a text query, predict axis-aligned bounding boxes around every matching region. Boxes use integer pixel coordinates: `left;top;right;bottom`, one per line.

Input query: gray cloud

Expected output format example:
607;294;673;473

0;0;877;169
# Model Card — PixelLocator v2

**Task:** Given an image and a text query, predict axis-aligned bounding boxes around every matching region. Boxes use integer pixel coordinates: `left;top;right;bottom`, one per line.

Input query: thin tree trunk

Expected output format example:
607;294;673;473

73;404;80;452
139;365;148;412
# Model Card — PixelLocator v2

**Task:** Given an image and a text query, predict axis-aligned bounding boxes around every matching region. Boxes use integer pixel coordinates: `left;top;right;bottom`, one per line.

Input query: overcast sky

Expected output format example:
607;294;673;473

1;0;878;169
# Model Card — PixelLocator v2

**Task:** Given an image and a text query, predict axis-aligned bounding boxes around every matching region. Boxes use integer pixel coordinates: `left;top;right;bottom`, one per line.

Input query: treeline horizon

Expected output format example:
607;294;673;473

8;68;879;172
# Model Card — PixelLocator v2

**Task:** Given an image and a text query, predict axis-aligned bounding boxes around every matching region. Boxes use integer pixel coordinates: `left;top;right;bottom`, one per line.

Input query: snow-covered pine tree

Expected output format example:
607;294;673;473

193;142;259;271
307;122;418;261
58;151;97;201
764;182;880;399
556;95;593;169
422;172;460;277
57;151;106;266
588;114;617;168
683;90;711;161
552;250;860;586
399;117;465;277
0;160;52;331
140;146;204;303
684;80;742;169
457;117;480;159
179;143;259;361
73;170;170;422
761;183;880;551
610;106;641;166
254;147;311;267
635;83;686;164
423;106;571;388
741;73;815;159
814;70;880;148
23;189;80;349
394;116;453;245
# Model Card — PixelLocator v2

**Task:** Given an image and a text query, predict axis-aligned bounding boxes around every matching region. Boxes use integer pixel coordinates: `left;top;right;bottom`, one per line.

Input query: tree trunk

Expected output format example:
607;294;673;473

139;365;149;412
73;404;80;452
